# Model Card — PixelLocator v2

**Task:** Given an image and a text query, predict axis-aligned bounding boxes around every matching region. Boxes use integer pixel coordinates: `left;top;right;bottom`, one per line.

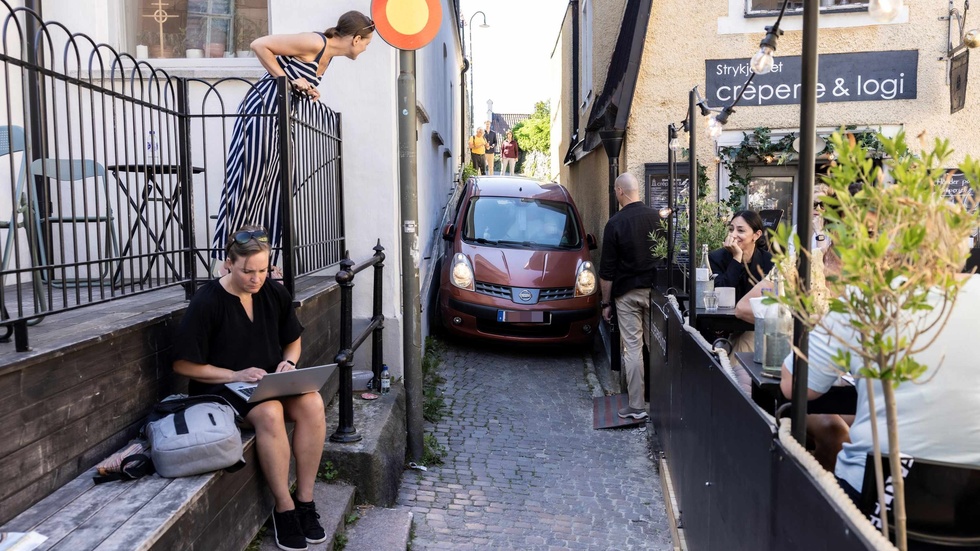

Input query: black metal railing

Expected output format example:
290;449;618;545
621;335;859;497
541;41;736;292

330;242;385;444
0;4;345;349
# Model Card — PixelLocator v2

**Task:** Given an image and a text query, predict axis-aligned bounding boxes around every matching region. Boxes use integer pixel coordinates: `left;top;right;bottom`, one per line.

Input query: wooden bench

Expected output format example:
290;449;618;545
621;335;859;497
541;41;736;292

1;430;274;551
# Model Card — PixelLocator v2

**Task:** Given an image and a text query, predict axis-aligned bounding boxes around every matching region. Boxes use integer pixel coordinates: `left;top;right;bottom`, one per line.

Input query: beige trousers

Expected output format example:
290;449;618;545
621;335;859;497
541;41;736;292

615;287;651;410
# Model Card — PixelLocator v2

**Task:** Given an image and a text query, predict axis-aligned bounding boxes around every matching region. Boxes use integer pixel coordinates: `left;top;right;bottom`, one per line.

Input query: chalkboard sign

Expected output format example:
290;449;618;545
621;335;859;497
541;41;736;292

942;169;976;209
759;209;783;230
644;162;690;211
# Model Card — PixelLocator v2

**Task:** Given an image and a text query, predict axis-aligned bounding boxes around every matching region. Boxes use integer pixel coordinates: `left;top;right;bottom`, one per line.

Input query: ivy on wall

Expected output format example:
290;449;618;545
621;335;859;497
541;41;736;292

717;126;885;213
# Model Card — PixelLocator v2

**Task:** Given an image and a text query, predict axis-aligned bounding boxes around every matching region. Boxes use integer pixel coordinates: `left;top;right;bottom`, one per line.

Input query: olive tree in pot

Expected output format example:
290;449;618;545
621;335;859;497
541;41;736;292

768;130;980;550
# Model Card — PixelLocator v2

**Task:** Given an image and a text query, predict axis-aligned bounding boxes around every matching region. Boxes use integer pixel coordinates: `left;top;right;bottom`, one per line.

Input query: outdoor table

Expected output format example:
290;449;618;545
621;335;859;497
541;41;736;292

693;307;754;334
734;350;857;416
108;163;204;283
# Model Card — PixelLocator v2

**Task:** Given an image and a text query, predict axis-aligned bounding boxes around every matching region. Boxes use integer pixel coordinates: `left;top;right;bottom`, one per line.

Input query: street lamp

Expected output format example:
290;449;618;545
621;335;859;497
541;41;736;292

463;11;489;135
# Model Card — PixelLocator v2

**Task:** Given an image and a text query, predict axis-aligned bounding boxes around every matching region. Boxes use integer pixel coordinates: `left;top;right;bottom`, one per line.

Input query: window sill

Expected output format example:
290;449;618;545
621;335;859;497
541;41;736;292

71;57;268;80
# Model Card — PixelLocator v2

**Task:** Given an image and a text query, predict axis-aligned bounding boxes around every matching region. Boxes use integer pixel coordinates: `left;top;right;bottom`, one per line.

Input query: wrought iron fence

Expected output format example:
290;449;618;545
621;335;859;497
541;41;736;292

0;3;345;349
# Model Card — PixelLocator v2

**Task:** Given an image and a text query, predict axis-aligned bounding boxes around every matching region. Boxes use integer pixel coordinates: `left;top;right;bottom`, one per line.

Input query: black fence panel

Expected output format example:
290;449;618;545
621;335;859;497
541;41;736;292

651;287;878;550
0;3;345;347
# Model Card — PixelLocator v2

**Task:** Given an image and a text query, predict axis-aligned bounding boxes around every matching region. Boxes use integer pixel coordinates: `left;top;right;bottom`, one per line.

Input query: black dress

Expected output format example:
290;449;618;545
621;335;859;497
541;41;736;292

707;247;774;302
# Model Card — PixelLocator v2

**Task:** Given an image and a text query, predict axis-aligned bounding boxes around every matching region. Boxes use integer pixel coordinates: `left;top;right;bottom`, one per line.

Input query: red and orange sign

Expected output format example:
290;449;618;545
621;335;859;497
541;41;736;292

371;0;442;51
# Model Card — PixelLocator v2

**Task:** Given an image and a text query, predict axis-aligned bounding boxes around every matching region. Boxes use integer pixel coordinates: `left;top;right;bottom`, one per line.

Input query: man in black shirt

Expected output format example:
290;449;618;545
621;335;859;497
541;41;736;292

598;173;663;420
483;120;498;175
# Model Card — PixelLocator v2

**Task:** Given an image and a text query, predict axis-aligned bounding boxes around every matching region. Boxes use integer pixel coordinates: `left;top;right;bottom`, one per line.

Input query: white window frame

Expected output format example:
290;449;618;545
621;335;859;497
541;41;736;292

579;0;593;113
717;0;908;34
745;0;869;17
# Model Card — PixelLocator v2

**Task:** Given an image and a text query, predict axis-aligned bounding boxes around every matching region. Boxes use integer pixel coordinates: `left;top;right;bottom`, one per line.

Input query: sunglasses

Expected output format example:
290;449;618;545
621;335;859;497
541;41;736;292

357;23;376;35
232;230;269;245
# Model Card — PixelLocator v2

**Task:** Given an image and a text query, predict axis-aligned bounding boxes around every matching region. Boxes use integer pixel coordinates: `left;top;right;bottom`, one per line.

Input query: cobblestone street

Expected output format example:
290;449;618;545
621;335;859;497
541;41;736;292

397;341;673;550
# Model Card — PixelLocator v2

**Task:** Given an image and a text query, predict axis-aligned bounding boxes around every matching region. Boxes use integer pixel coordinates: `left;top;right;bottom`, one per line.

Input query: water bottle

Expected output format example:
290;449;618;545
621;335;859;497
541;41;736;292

380;364;390;394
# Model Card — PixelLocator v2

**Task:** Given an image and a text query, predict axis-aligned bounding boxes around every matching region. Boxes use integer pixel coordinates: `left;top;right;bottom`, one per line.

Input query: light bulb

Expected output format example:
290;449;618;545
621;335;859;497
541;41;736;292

965;29;980;49
659;207;672;218
750;46;775;75
706;116;724;139
868;0;903;23
669;137;682;152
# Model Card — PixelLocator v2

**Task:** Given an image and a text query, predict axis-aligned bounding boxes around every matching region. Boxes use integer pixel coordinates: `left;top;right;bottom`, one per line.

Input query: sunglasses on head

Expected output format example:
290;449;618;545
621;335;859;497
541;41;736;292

232;230;269;245
358;23;375;34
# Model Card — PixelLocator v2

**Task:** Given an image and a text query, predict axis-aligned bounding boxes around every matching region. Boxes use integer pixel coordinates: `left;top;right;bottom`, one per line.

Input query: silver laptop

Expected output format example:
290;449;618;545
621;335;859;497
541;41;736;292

224;364;337;403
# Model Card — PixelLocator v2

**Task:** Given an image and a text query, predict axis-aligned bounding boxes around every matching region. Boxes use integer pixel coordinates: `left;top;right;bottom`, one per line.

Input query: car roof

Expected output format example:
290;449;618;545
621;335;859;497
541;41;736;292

468;176;572;203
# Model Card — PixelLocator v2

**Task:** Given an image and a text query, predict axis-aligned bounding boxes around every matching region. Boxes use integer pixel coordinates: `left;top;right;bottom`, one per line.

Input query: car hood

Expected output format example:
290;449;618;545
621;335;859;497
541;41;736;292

460;243;582;288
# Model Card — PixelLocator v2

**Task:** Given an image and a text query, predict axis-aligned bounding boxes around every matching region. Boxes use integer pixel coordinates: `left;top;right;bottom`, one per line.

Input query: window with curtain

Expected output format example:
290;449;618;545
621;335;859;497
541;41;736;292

747;0;868;15
131;0;268;59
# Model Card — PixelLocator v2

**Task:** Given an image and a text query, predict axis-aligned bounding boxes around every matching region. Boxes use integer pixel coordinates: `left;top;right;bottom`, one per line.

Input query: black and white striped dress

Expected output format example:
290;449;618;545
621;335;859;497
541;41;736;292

212;33;327;261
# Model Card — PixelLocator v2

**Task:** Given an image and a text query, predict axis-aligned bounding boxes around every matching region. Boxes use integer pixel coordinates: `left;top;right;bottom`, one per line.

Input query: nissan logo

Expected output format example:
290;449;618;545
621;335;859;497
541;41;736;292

518;289;532;302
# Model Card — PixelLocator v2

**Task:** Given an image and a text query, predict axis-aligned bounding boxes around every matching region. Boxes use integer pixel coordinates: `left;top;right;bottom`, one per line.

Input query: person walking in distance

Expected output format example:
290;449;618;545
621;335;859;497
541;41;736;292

500;130;520;175
468;128;488;175
598;173;663;420
483;120;498;175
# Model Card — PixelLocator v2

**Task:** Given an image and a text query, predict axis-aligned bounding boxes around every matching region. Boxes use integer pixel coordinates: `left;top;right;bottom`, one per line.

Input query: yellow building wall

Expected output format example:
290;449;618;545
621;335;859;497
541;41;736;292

627;1;980;195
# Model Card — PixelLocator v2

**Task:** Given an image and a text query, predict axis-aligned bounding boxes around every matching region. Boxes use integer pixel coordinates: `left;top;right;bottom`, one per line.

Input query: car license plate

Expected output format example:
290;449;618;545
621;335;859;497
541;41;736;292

497;310;545;323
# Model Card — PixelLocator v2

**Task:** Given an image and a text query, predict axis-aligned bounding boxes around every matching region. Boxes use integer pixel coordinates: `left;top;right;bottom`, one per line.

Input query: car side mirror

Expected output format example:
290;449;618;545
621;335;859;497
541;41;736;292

442;223;456;241
586;233;597;250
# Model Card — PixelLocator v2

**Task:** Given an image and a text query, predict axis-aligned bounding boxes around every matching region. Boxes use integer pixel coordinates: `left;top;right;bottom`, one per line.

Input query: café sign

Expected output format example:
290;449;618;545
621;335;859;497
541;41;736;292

705;50;918;107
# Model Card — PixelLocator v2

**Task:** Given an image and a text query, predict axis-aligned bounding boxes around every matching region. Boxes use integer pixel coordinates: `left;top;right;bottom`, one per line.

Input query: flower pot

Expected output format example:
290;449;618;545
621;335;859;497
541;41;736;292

206;43;225;58
185;48;204;59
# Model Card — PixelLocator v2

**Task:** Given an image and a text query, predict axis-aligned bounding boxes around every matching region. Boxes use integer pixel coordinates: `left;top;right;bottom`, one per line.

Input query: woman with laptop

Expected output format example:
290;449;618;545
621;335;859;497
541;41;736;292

173;225;324;551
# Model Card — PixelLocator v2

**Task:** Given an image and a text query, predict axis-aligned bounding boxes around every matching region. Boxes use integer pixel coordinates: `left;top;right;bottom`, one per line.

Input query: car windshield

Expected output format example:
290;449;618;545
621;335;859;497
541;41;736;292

461;197;582;248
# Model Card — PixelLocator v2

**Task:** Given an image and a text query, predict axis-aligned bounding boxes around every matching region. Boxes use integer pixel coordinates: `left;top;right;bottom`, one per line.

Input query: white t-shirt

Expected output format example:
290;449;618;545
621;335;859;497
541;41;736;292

795;275;980;491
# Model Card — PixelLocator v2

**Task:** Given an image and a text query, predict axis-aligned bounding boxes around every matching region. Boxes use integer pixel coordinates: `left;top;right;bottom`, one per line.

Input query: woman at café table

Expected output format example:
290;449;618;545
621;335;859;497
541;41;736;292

709;210;773;303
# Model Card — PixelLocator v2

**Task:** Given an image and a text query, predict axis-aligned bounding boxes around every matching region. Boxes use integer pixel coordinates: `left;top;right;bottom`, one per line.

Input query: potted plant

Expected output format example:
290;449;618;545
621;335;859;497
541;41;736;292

206;28;227;58
769;130;980;550
184;25;205;58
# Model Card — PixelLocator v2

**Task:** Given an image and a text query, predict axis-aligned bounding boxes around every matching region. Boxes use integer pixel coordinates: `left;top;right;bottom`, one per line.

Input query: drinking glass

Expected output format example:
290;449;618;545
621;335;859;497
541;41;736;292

703;291;719;311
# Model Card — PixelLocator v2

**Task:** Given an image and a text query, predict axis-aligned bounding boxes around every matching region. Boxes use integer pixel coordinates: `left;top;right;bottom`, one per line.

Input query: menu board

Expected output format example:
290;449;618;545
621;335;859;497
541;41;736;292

942;169;976;209
643;162;689;211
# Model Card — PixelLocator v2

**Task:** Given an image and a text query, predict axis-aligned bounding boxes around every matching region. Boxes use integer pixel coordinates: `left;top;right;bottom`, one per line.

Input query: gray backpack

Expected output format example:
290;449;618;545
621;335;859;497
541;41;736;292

145;394;246;478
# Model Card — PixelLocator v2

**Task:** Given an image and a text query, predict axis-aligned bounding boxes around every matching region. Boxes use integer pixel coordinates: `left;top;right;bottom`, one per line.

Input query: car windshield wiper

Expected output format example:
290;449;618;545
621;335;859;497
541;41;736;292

473;237;499;245
495;239;533;247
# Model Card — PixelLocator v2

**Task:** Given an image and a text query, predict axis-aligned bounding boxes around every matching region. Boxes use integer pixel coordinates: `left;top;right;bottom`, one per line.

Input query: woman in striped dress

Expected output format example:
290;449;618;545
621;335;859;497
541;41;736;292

213;11;374;264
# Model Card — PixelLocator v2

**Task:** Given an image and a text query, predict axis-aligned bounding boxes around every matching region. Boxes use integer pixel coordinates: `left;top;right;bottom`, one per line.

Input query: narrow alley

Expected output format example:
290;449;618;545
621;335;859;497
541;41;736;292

398;341;674;550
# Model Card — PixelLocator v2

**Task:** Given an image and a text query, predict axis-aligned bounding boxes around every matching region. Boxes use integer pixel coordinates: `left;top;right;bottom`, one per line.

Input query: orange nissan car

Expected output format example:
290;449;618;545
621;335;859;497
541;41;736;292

436;176;599;345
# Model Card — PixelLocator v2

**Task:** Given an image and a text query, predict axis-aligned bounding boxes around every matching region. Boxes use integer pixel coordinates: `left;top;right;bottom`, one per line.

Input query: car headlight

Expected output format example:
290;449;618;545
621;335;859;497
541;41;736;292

574;261;597;297
450;253;475;290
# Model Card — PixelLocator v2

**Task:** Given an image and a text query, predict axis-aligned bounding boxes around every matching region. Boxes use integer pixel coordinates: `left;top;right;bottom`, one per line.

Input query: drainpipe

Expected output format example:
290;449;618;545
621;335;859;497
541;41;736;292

570;1;580;150
459;58;469;176
600;130;625;218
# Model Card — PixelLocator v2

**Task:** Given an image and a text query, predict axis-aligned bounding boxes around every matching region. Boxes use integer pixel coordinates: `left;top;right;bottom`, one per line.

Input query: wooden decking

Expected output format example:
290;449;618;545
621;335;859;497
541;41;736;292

0;275;334;369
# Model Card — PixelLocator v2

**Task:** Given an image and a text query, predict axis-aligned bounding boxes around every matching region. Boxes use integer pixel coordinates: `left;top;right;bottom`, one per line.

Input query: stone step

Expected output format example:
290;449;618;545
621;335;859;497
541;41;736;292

257;483;355;551
342;506;414;551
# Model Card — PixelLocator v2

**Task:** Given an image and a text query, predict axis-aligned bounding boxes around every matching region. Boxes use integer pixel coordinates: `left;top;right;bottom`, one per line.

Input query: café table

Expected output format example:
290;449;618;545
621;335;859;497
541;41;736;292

733;350;857;416
107;163;204;284
693;307;755;334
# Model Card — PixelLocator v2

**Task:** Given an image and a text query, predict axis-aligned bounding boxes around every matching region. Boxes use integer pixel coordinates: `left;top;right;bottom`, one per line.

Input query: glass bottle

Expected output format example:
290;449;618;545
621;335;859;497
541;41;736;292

763;274;792;374
697;244;713;308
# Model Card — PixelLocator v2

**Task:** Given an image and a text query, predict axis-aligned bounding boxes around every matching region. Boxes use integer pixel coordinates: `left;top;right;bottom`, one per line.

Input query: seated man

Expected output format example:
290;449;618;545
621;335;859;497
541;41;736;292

173;225;326;551
781;273;980;502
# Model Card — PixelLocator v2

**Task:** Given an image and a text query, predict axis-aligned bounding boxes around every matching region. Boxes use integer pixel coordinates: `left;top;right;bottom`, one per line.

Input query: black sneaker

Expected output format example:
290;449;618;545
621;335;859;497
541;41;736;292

272;508;308;551
292;493;327;543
